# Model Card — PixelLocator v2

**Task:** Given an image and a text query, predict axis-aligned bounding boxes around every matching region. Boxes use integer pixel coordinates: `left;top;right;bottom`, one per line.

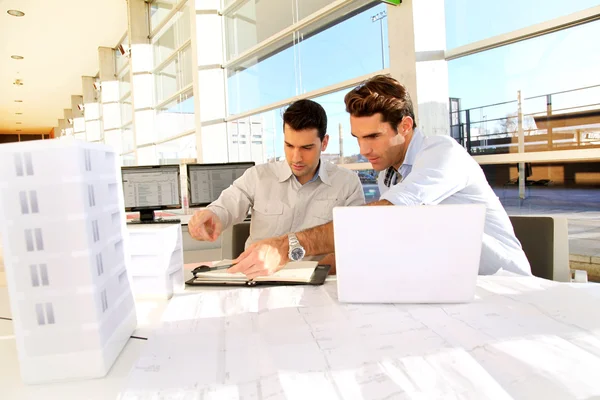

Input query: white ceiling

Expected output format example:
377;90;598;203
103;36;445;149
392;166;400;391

0;0;128;135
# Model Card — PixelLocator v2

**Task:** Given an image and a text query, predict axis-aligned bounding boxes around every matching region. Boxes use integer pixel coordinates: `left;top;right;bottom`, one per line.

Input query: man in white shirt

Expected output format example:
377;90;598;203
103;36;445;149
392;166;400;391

188;99;365;255
230;75;531;279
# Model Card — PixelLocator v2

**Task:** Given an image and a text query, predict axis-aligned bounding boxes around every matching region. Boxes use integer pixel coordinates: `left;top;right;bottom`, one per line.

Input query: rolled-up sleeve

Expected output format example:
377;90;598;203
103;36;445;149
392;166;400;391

206;168;256;230
380;139;469;206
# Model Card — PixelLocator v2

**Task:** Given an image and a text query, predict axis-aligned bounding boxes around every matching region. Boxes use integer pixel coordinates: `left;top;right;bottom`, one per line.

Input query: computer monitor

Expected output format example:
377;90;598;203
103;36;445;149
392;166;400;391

187;162;255;207
121;164;182;223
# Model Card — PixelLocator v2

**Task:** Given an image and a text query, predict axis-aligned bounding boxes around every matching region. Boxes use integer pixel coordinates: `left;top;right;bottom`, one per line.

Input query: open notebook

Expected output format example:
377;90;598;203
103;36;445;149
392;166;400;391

186;260;330;286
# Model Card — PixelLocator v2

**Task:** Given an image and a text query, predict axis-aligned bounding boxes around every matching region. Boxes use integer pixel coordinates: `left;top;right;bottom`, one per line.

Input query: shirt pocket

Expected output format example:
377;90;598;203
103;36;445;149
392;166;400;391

311;197;340;222
250;202;284;240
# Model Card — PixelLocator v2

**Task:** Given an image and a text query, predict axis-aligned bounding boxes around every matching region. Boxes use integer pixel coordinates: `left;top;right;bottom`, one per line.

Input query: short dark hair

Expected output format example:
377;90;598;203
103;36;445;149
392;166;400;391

344;75;416;131
282;99;327;140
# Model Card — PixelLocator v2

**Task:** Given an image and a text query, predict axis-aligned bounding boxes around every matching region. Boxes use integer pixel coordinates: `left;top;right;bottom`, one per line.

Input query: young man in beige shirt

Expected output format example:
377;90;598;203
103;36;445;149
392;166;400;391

188;99;365;264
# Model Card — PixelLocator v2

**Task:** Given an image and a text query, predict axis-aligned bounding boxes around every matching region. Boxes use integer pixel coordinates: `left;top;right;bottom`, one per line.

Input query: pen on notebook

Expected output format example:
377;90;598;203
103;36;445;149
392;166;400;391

192;263;235;277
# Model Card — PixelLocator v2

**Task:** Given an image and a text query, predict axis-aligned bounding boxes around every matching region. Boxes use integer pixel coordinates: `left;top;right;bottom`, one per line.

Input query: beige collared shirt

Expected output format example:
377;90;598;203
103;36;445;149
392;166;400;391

207;160;365;246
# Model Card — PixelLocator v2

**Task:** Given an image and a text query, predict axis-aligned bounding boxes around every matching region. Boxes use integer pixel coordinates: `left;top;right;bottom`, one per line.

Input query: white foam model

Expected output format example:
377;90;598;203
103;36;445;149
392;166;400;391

0;138;137;384
126;224;184;299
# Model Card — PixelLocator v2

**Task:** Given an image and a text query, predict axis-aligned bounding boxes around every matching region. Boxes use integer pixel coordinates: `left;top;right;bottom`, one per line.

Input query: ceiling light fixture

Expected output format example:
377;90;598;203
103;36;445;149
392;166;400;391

15;100;23;102
16;129;22;132
16;122;22;124
11;55;24;60
16;112;23;115
7;10;25;17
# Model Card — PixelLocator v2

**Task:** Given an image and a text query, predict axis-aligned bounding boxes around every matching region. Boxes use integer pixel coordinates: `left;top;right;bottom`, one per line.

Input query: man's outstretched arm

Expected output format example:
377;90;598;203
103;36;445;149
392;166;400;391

297;199;392;255
229;199;395;279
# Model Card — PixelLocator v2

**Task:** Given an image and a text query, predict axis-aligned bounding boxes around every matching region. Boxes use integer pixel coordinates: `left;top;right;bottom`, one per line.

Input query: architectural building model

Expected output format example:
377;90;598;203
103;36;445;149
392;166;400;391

0;139;137;384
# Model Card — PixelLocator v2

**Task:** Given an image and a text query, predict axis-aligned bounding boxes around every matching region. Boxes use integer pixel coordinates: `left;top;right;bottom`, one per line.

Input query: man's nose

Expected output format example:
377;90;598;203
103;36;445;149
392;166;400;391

359;140;371;156
292;148;302;162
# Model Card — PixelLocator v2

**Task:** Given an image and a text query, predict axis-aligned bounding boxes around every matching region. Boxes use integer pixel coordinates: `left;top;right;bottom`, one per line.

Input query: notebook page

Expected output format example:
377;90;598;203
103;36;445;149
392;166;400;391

256;261;318;283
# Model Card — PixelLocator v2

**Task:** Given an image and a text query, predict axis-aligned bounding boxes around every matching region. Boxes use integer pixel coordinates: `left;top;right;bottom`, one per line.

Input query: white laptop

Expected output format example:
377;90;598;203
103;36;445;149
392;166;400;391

333;204;486;304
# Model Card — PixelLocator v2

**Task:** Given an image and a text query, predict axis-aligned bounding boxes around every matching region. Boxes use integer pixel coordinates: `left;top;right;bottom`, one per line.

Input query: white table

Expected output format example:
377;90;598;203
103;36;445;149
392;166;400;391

118;275;600;400
3;270;600;399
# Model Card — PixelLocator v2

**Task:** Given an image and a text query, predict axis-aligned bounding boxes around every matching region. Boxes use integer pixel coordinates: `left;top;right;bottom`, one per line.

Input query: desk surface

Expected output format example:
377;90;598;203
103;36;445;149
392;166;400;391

118;275;600;400
2;270;600;399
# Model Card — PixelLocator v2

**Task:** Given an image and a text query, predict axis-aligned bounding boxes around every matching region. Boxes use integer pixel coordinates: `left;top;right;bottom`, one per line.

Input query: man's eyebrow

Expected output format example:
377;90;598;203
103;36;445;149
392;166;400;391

353;132;381;139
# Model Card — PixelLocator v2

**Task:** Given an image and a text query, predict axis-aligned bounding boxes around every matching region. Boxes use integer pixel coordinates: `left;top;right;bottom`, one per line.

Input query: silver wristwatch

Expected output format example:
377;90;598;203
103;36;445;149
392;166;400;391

288;233;306;261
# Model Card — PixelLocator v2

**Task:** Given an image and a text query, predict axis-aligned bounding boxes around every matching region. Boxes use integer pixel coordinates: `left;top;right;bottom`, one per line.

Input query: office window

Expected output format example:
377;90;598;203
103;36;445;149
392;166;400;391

156;89;195;141
122;123;135;154
154;44;193;105
155;134;196;164
448;20;600;155
150;0;178;32
226;3;388;116
445;0;600;50
152;3;190;66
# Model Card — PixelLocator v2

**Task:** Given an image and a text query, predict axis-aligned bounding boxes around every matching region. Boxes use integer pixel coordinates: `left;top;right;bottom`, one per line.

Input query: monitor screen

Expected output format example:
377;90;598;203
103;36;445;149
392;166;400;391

121;165;182;211
187;162;255;207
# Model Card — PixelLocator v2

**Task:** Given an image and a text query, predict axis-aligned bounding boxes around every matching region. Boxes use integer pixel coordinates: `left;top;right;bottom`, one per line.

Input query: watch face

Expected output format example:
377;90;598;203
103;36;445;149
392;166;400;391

290;247;305;261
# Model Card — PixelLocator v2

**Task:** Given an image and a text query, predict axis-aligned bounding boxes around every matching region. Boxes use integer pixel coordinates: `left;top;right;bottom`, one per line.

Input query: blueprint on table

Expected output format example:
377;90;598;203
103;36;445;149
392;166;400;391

118;276;600;400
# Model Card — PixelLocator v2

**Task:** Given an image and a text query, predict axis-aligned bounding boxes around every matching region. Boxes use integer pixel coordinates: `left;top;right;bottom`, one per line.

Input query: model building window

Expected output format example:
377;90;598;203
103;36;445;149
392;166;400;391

35;302;55;325
96;253;104;276
25;229;34;251
88;185;96;207
29;191;39;213
24;152;34;175
19;191;40;214
34;228;44;251
100;290;108;312
84;149;92;171
92;220;100;242
14;153;24;176
19;191;29;214
30;264;49;287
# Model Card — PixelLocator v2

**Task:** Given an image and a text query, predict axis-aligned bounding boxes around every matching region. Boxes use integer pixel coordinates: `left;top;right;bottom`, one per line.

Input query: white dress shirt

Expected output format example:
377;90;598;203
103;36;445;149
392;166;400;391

208;160;365;247
378;129;531;276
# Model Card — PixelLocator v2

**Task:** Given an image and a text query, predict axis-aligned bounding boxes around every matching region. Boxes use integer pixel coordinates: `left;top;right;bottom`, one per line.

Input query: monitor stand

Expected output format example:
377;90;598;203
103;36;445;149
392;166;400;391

127;209;181;225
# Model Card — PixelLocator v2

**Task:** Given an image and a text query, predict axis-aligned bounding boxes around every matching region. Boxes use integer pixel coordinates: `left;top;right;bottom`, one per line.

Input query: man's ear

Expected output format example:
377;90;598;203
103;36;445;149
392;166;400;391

396;116;414;136
321;134;329;151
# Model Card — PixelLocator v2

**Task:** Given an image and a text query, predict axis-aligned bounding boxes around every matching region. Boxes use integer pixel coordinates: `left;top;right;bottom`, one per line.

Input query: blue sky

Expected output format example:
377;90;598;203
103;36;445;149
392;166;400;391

228;1;600;161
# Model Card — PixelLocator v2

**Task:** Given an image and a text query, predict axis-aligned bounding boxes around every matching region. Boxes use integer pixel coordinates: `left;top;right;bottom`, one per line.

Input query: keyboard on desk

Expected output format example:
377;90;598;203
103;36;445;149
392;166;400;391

127;218;181;225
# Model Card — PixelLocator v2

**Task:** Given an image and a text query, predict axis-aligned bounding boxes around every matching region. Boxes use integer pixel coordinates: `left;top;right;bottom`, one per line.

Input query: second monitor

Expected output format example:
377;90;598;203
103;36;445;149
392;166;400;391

187;162;255;207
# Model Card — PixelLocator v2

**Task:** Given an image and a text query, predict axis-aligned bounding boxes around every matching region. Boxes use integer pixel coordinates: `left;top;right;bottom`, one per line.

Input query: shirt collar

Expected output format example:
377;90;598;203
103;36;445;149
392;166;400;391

402;127;424;168
276;160;294;182
276;159;330;186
